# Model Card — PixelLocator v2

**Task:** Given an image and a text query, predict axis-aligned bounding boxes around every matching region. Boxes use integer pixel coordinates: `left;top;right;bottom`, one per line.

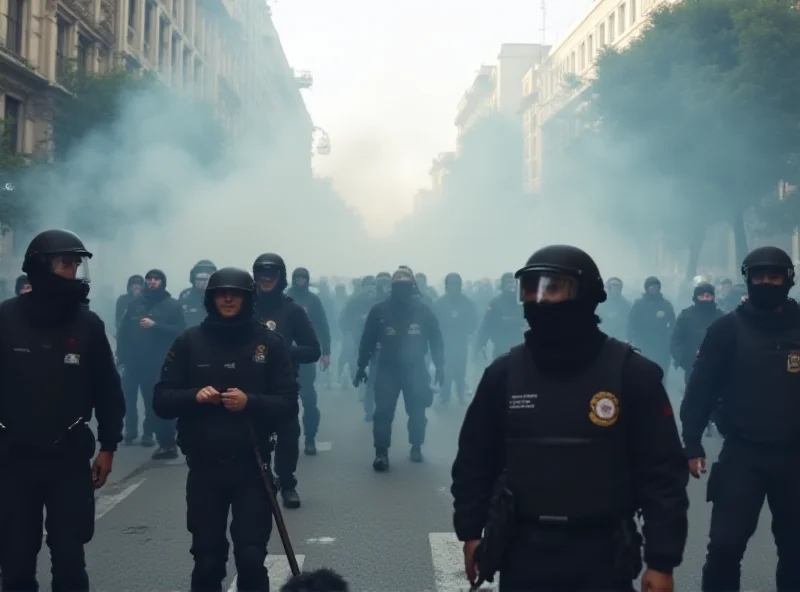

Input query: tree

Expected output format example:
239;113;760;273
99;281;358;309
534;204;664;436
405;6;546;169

570;0;800;270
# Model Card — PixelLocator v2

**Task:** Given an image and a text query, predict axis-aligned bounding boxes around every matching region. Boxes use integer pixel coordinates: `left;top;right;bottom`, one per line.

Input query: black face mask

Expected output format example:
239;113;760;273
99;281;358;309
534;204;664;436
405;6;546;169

391;283;414;301
523;301;598;350
748;283;789;311
694;300;716;311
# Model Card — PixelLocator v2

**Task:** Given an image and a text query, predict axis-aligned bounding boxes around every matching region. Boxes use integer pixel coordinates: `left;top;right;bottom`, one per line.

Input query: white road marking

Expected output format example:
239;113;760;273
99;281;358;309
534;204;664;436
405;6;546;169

315;441;333;452
305;536;335;544
226;554;306;592
429;532;497;592
95;478;147;520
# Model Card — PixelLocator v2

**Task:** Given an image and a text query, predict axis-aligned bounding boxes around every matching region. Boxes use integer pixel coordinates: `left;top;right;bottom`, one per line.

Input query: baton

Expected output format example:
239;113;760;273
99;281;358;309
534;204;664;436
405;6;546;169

246;420;301;577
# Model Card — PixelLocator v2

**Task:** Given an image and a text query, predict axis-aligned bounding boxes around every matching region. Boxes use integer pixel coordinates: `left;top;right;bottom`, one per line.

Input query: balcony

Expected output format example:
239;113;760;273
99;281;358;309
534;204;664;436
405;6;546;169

293;69;312;89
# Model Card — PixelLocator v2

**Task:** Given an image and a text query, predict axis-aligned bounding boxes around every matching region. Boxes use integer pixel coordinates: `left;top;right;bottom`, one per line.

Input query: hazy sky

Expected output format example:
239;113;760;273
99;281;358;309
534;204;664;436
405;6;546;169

271;0;594;235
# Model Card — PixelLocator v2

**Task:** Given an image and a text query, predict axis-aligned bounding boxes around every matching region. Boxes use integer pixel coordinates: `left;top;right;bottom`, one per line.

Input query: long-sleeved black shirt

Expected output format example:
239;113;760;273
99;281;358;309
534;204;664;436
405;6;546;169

286;287;332;356
153;319;298;461
452;343;689;574
255;293;321;369
0;294;125;453
357;297;444;370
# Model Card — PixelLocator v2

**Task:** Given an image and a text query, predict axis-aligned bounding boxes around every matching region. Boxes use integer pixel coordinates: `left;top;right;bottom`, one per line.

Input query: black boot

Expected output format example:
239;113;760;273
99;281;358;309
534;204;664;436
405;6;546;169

410;445;423;463
282;488;301;509
373;448;389;472
304;439;317;456
152;446;178;460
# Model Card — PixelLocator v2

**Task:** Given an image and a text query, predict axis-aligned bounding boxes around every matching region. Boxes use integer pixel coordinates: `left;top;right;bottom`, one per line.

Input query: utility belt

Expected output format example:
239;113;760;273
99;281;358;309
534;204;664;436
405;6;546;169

0;418;95;459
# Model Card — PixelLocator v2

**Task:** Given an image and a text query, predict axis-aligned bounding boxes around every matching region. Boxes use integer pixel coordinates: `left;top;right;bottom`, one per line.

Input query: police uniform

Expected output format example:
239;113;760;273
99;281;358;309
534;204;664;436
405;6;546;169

452;246;688;591
253;253;320;509
153;267;298;592
681;246;800;592
356;268;444;471
0;230;125;592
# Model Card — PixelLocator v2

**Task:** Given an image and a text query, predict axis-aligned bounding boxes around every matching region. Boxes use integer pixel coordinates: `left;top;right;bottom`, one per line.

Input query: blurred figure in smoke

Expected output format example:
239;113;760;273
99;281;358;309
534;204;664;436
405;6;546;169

315;277;336;388
476;272;527;360
339;276;376;410
178;259;217;328
115;275;143;333
414;272;437;305
286;266;331;456
671;282;723;386
333;283;349;380
433;273;478;405
355;267;444;471
596;277;630;341
717;278;739;313
14;273;32;296
375;271;392;300
117;269;185;454
252;253;320;510
628;276;676;377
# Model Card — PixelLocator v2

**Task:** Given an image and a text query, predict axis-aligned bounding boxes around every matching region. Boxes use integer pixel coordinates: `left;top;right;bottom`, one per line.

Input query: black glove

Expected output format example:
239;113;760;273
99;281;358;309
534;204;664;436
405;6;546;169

434;366;444;386
353;367;368;387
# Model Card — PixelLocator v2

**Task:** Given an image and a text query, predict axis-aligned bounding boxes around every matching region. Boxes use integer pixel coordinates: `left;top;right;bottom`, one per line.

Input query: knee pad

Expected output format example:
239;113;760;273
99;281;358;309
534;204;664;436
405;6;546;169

194;553;226;582
234;545;266;573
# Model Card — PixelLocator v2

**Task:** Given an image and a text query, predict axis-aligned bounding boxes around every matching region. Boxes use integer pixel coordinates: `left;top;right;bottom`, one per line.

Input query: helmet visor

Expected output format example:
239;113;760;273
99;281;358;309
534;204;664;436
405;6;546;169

50;254;90;283
517;271;578;304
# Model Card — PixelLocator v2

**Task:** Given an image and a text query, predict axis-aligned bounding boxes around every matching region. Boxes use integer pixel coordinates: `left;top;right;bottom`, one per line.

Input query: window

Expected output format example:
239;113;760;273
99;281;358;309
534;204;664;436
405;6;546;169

6;0;24;55
588;34;594;60
76;34;90;73
579;42;586;70
128;0;136;33
159;19;168;70
4;96;21;153
56;17;69;82
630;0;637;23
599;23;606;47
144;2;153;56
609;14;616;42
619;4;627;32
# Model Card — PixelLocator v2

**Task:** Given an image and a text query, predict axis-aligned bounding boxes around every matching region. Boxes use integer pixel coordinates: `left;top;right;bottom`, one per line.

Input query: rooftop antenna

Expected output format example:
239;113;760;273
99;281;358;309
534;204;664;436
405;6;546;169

540;0;547;45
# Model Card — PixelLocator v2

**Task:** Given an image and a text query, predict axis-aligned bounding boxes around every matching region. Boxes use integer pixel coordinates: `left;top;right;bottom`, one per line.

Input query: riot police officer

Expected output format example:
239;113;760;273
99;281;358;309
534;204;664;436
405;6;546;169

452;245;688;591
681;246;800;592
179;260;217;328
252;253;320;509
0;229;126;592
356;267;444;470
153;267;298;592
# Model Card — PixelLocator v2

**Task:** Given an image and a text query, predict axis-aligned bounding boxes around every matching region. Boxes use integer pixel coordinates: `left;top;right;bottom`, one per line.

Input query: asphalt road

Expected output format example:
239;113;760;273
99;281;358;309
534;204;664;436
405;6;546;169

32;379;777;591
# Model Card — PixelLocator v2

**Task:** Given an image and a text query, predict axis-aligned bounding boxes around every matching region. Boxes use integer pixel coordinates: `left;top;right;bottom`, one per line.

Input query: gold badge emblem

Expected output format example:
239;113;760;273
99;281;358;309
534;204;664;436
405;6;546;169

589;392;619;427
787;352;800;373
264;320;276;331
656;310;665;318
256;345;266;354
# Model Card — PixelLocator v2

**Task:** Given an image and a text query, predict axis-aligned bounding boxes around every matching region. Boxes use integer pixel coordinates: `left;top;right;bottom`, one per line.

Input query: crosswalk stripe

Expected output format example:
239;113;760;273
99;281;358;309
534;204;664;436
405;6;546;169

429;533;497;592
226;554;306;592
95;478;147;520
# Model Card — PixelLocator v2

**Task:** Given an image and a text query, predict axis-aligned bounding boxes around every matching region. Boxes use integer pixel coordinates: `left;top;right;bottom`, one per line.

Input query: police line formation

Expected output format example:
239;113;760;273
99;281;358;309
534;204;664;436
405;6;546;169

0;228;797;592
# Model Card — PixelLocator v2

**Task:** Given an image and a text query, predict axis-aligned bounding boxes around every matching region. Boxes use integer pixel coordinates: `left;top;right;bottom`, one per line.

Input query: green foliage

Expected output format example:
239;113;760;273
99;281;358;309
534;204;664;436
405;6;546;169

563;0;800;265
0;117;32;227
52;67;157;161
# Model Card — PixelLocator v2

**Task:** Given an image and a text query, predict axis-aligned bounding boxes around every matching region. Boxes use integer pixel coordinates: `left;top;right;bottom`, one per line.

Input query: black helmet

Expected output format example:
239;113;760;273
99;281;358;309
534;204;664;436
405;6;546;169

515;245;606;304
741;246;794;283
190;259;217;284
361;275;376;288
206;267;255;293
445;272;462;289
253;253;287;291
693;282;715;300
292;267;310;281
204;267;255;317
376;271;391;290
22;229;92;274
145;268;167;289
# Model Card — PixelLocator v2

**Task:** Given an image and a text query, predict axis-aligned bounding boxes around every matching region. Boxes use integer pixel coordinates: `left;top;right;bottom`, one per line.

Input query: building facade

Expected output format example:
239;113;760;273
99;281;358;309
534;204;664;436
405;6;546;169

454;43;549;152
522;0;673;195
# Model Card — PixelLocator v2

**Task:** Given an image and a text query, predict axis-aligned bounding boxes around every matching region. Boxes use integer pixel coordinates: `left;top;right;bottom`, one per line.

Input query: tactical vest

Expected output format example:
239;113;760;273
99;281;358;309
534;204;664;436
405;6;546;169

505;339;633;525
0;299;91;448
178;327;274;459
726;314;800;445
